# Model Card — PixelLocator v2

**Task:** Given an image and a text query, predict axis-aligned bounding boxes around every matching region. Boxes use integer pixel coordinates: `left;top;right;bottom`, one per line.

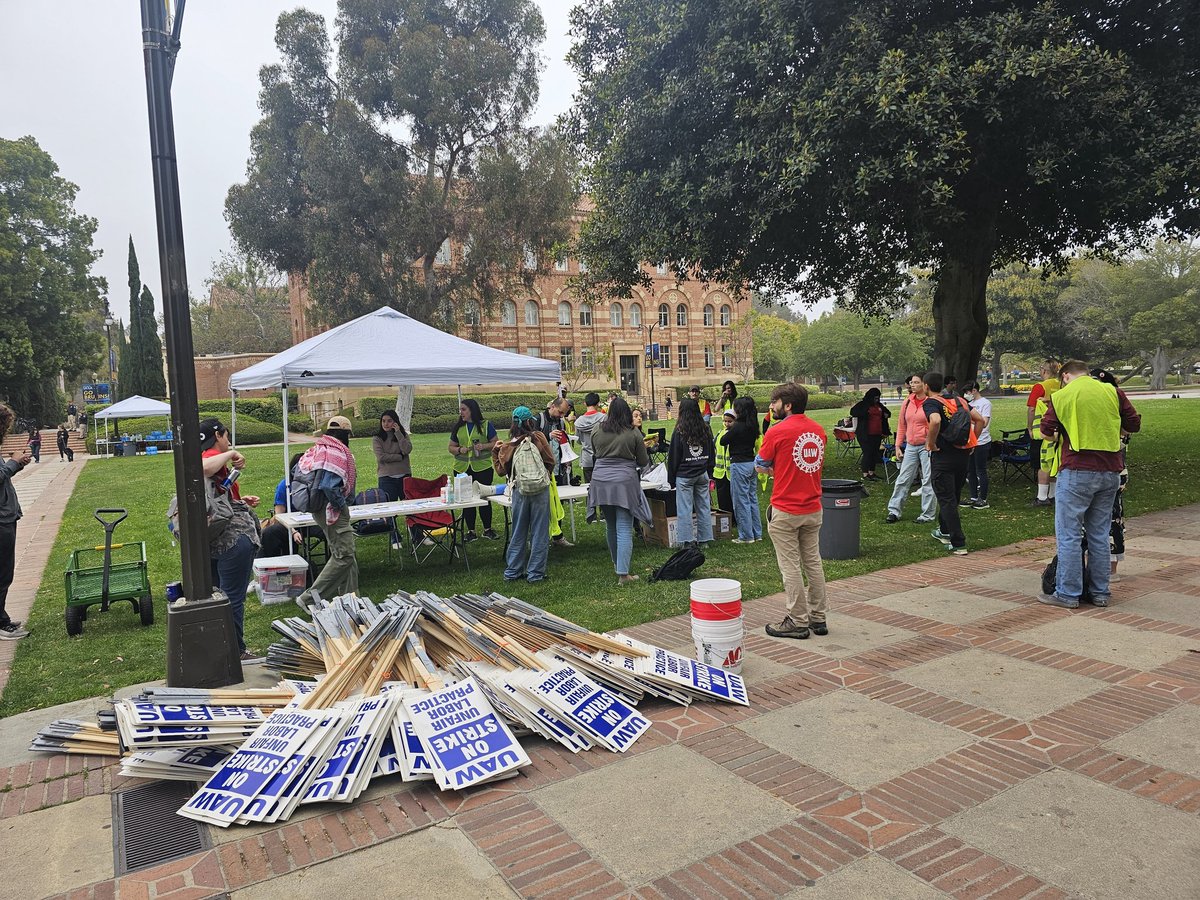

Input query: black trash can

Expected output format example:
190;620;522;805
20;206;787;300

819;478;864;560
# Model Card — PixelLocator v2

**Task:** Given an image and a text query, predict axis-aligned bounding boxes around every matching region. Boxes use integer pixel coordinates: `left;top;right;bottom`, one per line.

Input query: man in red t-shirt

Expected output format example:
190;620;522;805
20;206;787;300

756;382;829;640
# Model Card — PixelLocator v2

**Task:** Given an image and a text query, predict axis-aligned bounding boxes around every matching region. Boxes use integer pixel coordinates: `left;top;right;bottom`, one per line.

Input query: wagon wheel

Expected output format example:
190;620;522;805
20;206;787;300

65;605;85;637
139;594;154;627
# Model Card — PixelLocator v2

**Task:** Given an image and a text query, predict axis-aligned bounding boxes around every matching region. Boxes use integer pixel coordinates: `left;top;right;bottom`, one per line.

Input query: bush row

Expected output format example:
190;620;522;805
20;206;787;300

85;414;284;452
357;392;568;422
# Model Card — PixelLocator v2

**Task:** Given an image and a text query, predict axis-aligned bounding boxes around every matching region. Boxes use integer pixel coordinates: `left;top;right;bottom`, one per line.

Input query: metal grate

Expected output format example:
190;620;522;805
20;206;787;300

113;781;211;875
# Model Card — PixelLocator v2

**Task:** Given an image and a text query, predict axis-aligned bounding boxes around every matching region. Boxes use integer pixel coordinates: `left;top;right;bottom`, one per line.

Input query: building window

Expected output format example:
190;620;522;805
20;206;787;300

581;347;595;372
501;300;517;325
656;261;667;275
465;301;481;327
610;302;623;327
523;245;537;270
678;344;689;369
560;347;574;371
525;300;540;325
720;303;732;326
703;304;714;327
658;303;669;328
435;238;452;266
676;303;688;327
557;300;572;325
704;345;715;368
555;255;568;272
721;343;732;368
578;257;588;273
630;302;642;327
504;346;518;354
660;345;671;370
579;302;593;327
527;347;540;358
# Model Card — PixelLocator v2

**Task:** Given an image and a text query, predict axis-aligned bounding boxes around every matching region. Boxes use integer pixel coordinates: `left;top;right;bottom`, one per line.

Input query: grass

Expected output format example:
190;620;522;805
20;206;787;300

2;397;1195;715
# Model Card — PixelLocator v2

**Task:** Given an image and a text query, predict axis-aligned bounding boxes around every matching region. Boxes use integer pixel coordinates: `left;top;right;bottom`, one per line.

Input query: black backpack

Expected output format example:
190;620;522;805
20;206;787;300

937;394;974;448
650;547;705;582
1041;534;1092;601
289;456;320;513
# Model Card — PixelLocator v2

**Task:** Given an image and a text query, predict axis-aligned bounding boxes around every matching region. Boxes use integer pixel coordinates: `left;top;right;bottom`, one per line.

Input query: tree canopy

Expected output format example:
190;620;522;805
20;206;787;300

568;0;1200;387
795;310;928;389
0;136;105;422
119;239;166;399
191;249;292;355
226;0;580;329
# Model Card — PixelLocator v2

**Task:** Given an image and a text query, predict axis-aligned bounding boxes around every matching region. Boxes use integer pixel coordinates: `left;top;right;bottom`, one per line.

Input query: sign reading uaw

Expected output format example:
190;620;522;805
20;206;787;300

791;431;825;473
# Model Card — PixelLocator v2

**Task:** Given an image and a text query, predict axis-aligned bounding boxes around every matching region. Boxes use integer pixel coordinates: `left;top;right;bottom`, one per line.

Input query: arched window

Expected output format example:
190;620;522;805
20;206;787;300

720;303;732;326
557;300;572;326
524;300;540;326
501;300;516;326
703;304;714;327
465;301;481;327
610;302;623;327
579;302;593;327
676;303;688;327
630;302;642;327
658;303;670;328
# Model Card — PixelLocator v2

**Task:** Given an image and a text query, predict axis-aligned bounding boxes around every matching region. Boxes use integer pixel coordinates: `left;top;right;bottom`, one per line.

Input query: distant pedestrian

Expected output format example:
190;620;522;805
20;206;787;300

27;427;41;463
493;407;555;584
849;388;890;480
67;402;77;428
294;416;359;612
667;398;716;549
0;403;32;640
885;375;936;524
923;372;986;556
664;394;673;418
721;396;762;542
1028;359;1061;507
57;425;74;462
962;382;991;508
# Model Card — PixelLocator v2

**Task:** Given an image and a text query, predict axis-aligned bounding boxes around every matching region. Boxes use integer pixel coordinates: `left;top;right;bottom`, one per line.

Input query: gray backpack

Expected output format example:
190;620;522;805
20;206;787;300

512;438;551;495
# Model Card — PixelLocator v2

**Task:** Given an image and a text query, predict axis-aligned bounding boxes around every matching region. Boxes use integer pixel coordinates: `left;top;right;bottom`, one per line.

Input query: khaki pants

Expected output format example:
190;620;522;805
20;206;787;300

305;503;359;602
766;507;827;625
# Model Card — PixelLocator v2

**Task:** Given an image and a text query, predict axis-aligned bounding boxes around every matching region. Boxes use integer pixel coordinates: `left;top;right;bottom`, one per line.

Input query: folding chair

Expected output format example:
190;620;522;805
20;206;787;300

880;440;899;483
403;475;462;567
998;429;1035;483
832;426;858;458
645;427;669;465
350;488;400;563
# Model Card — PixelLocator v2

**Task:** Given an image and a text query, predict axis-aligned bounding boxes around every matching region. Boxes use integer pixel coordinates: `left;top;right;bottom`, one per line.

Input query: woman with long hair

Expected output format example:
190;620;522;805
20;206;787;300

717;380;738;415
448;398;499;540
720;396;762;542
668;398;716;548
493;407;555;583
373;410;412;547
588;397;652;584
850;387;891;480
57;424;74;462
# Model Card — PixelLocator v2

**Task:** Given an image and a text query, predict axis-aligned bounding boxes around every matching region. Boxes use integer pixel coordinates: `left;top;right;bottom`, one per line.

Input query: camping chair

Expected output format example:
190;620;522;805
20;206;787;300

880;440;899;483
403;475;461;567
645;427;669;465
998;429;1035;483
350;488;400;563
832;424;858;458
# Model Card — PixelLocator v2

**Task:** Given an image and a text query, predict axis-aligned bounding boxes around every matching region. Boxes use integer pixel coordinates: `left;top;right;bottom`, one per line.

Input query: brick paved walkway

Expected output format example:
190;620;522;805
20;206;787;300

2;503;1199;899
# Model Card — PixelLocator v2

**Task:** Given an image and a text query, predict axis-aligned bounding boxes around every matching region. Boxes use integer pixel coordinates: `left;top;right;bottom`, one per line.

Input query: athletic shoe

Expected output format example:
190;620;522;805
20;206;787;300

765;615;810;640
949;545;968;556
931;529;951;545
915;516;936;524
1030;498;1053;508
810;621;829;636
483;528;500;540
972;499;990;509
1090;595;1111;607
463;531;479;543
959;498;975;507
910;488;922;497
551;536;574;548
885;514;899;524
1036;592;1080;609
732;537;755;544
0;622;29;640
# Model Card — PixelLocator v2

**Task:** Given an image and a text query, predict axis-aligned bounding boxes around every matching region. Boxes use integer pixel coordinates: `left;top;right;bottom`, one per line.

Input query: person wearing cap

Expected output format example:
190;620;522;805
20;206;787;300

713;409;737;528
574;392;607;483
199;417;262;660
688;385;713;424
295;415;359;609
493;406;556;583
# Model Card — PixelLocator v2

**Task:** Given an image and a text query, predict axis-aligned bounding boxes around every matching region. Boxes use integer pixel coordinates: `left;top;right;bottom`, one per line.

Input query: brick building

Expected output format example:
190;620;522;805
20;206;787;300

194;353;275;401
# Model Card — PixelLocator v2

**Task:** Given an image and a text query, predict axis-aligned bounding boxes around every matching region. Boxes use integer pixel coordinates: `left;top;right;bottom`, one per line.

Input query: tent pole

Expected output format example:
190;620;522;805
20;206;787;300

457;384;462;405
282;383;293;556
230;390;237;446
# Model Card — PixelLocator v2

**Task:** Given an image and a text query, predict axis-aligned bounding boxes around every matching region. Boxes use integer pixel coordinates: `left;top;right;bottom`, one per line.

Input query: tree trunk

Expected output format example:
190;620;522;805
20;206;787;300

1150;346;1169;391
932;252;992;389
989;347;1002;395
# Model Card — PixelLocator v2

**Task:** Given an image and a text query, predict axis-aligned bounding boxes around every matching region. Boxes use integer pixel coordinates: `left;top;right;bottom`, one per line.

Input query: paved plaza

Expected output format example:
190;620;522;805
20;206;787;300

1;459;1198;898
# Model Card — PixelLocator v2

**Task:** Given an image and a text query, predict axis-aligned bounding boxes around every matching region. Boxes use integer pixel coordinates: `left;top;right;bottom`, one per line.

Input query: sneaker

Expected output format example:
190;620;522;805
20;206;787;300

959;498;975;507
1036;592;1080;610
551;536;574;548
617;574;640;586
910;488;922;497
949;545;968;556
420;536;436;547
391;539;404;550
765;616;810;640
0;622;29;640
884;513;899;524
810;621;829;636
732;537;755;544
483;528;500;540
526;575;550;584
931;529;951;545
1090;595;1111;607
915;516;936;524
463;531;479;543
972;499;990;509
1030;498;1053;508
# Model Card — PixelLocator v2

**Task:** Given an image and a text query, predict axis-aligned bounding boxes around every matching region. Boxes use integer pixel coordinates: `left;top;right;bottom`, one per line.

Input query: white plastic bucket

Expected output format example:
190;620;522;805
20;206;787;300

690;578;742;622
692;614;744;674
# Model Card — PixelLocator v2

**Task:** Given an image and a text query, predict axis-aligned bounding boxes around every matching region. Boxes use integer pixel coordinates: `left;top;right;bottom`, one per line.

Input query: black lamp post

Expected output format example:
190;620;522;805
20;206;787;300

104;316;116;402
638;322;659;420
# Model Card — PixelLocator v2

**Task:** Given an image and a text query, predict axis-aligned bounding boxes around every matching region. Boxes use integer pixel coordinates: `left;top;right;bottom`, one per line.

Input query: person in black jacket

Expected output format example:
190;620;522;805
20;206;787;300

720;396;762;542
850;388;891;480
668;398;717;548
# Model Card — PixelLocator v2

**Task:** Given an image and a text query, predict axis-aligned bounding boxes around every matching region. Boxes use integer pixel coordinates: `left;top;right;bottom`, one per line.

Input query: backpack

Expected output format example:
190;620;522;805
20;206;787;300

289;455;320;512
512;437;551;495
650;547;705;582
167;477;234;546
937;395;977;449
1041;534;1092;601
351;488;392;535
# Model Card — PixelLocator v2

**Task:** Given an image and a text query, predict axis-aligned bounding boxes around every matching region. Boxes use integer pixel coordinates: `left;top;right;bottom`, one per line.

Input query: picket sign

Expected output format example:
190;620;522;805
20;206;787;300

462;661;594;753
403;677;529;791
381;685;436;782
303;694;397;804
518;658;651;753
120;746;236;781
602;635;750;706
244;709;350;825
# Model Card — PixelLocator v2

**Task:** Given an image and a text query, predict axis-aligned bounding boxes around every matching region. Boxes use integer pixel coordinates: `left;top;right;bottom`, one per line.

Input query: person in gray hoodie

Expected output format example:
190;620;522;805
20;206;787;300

573;392;607;483
0;403;32;640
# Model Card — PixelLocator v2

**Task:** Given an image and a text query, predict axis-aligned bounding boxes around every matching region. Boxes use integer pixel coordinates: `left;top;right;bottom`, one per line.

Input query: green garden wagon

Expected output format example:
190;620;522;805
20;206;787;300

63;509;153;636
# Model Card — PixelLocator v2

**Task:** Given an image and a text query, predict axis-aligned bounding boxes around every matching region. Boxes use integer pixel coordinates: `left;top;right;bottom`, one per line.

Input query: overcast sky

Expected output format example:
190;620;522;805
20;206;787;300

0;1;578;324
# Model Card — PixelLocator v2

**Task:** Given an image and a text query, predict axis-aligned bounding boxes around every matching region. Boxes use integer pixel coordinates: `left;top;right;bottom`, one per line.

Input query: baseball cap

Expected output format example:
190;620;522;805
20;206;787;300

326;415;353;431
198;417;224;451
512;406;534;423
688;385;701;392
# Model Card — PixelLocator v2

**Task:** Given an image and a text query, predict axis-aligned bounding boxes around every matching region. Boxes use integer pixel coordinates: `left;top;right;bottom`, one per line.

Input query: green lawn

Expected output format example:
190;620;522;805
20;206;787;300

2;397;1195;715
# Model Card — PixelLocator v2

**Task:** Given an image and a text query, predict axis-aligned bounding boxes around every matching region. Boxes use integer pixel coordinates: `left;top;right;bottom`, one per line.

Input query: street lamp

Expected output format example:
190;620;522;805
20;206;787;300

637;323;659;420
104;316;116;402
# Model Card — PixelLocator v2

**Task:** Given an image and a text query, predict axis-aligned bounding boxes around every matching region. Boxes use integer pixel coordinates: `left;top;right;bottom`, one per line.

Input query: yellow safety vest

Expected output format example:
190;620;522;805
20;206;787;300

452;422;493;474
713;427;731;479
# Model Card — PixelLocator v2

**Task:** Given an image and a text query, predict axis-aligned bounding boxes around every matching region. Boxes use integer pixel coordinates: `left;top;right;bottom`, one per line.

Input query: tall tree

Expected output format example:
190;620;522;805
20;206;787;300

568;0;1200;386
795;310;928;390
191;249;292;354
136;285;166;398
0;136;105;422
226;1;579;329
751;312;804;382
119;237;142;398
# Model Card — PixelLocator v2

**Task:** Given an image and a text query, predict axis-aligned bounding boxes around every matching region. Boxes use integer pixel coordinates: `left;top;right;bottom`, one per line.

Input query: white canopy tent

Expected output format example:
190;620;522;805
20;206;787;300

227;306;562;524
91;395;173;457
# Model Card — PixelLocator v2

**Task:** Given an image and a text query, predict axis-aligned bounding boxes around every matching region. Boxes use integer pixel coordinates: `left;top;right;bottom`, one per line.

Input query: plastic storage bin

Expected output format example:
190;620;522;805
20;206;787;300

252;554;309;604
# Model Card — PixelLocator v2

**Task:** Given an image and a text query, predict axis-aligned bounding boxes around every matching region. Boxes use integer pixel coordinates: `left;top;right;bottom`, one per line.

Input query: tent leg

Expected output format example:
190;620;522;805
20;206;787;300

282;384;293;556
456;384;462;405
230;391;237;446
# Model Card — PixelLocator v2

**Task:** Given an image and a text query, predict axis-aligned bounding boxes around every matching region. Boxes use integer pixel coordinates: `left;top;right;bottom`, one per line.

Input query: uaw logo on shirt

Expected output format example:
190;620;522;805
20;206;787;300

791;432;824;473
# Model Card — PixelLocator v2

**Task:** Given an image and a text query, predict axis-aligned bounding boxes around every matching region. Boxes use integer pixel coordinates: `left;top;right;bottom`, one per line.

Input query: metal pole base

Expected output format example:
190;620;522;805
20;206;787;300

166;592;244;688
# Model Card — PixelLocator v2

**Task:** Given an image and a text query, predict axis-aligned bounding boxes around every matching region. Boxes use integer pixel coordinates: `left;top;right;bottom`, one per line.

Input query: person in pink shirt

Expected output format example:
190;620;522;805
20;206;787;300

884;374;937;524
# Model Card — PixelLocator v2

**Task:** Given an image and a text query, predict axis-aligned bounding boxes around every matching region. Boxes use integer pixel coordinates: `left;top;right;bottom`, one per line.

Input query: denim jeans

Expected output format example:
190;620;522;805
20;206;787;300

1054;467;1120;601
730;462;762;539
506;488;550;581
967;445;990;500
211;533;255;652
886;446;936;520
601;506;635;575
675;474;713;544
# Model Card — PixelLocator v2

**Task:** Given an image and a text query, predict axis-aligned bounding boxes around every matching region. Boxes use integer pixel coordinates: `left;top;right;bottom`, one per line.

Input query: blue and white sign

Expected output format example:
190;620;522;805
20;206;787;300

523;665;650;752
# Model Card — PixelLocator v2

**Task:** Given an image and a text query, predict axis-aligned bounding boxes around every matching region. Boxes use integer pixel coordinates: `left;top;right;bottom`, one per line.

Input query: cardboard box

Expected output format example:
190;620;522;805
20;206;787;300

711;510;733;540
644;515;680;548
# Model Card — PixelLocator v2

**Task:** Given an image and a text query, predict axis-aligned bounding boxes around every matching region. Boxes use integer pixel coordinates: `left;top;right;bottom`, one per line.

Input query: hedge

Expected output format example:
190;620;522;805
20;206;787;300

85;414;284;452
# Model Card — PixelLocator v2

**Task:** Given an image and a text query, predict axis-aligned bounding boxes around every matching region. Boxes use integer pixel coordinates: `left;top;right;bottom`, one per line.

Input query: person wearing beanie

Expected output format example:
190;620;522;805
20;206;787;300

493;406;556;583
295;415;359;608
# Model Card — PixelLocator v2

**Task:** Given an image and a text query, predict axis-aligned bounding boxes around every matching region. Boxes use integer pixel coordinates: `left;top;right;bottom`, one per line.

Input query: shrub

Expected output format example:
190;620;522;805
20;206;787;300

84;414;283;452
